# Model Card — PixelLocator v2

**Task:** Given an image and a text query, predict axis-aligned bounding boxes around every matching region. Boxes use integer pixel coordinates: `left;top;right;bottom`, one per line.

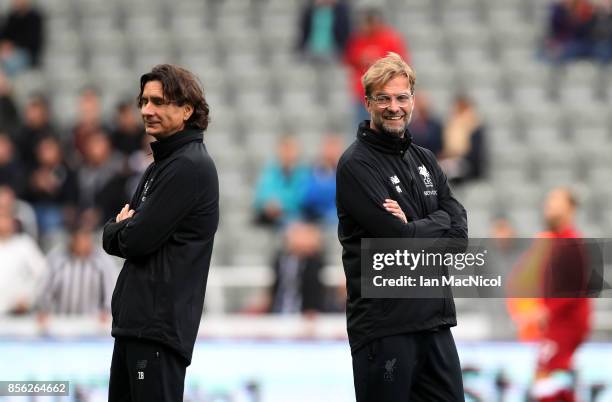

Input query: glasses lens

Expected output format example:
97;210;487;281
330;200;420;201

373;94;411;108
396;95;411;106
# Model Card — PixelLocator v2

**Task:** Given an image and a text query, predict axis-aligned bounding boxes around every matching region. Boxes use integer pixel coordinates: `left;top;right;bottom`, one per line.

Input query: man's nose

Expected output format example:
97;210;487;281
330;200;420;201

387;98;401;112
141;103;153;116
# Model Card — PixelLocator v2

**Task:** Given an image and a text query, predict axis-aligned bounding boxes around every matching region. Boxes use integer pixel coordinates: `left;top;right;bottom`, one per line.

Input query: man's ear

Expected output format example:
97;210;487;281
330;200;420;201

183;104;194;121
364;96;371;113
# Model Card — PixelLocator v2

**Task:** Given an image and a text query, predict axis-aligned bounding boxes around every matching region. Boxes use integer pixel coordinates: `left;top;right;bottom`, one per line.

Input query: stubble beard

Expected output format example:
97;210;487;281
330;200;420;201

373;111;412;138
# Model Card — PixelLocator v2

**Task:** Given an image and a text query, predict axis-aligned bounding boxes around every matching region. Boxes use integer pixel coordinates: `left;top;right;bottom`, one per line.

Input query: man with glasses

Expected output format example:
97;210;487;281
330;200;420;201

336;52;468;401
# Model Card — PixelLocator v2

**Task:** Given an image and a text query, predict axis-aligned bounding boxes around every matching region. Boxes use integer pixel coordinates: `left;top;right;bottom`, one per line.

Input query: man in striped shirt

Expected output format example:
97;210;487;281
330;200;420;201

37;226;118;318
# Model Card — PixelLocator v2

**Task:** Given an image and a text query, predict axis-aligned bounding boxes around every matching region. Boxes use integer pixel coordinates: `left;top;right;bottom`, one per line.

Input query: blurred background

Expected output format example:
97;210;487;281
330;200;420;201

0;0;611;400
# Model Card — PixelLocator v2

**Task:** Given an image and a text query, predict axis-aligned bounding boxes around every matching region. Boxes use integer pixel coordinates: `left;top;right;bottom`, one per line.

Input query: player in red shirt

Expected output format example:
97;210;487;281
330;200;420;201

531;188;592;402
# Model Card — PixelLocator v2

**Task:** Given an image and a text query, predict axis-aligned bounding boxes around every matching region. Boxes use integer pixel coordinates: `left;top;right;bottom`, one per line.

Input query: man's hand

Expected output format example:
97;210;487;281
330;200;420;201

383;199;407;224
116;204;135;222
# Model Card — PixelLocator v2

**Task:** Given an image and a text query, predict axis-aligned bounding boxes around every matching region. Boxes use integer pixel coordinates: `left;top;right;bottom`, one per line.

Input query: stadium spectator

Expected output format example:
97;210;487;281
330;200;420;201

14;93;57;168
302;133;344;224
438;95;486;184
0;0;44;75
253;135;309;227
0;208;47;315
343;8;409;125
591;0;612;63
0;184;37;240
110;100;145;158
23;136;78;238
296;0;352;63
76;130;126;228
0;70;20;136
269;222;327;314
409;92;443;157
71;86;109;162
37;224;117;317
543;0;596;63
0;132;25;195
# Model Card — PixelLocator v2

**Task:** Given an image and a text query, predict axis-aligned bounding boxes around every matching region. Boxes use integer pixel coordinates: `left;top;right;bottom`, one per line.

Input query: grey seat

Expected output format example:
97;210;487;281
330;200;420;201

11;70;48;107
466;208;493;238
517;100;563;127
240;104;285;136
244;130;284;167
50;91;80;129
402;25;444;50
488;124;523;154
507;207;542;237
168;15;206;37
38;0;73;18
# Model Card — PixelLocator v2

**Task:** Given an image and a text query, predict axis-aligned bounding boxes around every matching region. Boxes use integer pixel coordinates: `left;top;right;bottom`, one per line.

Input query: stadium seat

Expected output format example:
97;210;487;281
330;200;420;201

507;207;542;236
36;0;73;18
466;208;492;238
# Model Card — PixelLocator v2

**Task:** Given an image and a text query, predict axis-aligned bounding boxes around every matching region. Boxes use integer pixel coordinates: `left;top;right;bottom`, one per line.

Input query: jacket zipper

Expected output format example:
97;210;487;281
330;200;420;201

403;150;448;317
138;162;157;208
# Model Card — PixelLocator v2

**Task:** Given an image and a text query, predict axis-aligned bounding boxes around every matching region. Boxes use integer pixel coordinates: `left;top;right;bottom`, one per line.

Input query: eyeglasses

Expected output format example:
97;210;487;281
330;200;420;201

368;93;414;108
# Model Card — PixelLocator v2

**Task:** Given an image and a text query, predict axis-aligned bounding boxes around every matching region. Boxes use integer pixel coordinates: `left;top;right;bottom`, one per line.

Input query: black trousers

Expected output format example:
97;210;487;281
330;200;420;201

352;328;465;402
108;338;187;402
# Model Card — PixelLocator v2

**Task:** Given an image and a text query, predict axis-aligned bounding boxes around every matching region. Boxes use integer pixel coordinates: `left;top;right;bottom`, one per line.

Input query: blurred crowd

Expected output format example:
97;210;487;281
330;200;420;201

0;0;148;320
0;84;149;240
0;80;147;319
543;0;612;63
0;0;491;320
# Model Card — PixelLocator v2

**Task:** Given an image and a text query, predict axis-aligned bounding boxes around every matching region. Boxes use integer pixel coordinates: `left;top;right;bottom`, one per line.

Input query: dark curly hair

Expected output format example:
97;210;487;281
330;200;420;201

138;64;210;131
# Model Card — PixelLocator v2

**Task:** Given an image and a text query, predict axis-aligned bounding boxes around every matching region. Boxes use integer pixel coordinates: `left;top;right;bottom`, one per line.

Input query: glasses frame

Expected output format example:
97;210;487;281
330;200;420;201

368;93;414;108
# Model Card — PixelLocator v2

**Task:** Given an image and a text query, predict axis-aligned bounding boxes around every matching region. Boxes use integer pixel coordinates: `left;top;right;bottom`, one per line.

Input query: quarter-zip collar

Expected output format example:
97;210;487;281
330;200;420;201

356;120;412;155
150;128;203;161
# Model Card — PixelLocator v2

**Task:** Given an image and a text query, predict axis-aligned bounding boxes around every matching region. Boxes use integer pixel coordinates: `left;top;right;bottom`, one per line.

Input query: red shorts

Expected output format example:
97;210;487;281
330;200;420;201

537;333;584;373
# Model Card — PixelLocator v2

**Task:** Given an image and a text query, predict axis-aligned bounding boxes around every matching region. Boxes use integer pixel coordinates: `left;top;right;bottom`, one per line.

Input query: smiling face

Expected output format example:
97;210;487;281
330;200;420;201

139;80;193;140
366;75;415;138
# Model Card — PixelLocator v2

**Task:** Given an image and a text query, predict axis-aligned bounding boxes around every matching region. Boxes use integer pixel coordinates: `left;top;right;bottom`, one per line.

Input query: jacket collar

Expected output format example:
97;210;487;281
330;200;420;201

357;120;412;155
150;128;203;161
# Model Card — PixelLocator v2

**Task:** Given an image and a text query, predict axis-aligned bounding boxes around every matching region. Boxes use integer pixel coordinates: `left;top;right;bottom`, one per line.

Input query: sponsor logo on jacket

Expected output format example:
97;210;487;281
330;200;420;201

389;175;402;193
418;165;434;188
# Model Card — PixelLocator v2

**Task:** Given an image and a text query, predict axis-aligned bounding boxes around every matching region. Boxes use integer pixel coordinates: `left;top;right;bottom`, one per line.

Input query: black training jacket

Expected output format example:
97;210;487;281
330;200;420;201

103;129;219;365
337;121;468;353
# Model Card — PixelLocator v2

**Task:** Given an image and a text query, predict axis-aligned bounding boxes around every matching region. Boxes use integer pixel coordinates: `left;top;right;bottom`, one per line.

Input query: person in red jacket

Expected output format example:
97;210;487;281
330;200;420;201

531;187;592;402
343;8;409;126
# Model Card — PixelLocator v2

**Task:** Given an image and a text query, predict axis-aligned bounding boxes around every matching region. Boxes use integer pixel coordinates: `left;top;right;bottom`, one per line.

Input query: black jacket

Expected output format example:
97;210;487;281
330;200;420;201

103;129;219;364
336;122;468;353
1;7;44;65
